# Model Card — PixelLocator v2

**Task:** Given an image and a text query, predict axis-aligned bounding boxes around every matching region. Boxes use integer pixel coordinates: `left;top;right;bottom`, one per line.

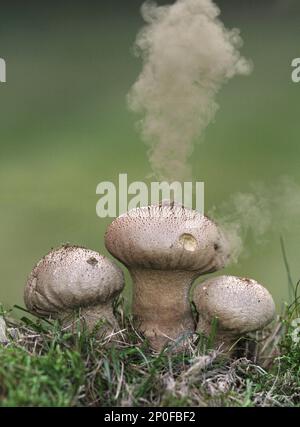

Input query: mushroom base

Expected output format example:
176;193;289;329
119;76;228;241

196;318;247;354
58;304;120;338
130;268;197;351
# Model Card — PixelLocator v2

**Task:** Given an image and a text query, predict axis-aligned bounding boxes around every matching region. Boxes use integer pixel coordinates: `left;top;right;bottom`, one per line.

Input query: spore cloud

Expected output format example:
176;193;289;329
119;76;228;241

210;177;300;264
128;0;252;181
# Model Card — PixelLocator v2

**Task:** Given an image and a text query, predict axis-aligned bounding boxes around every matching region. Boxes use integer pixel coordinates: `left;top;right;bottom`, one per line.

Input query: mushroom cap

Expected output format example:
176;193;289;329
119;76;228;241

24;245;124;317
193;275;276;334
105;202;230;273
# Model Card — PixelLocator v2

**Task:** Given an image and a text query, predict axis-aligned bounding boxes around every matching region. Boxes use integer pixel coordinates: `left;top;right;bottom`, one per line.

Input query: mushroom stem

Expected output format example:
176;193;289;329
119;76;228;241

59;304;119;337
197;316;241;352
130;268;196;350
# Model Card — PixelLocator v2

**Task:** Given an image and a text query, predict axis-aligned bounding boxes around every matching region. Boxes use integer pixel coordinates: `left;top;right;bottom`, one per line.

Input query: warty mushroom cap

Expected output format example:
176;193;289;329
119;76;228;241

24;245;124;318
193;275;276;336
105;203;230;274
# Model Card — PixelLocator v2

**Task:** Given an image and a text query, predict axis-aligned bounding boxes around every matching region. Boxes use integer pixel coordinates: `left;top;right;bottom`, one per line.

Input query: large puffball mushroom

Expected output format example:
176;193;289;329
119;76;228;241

24;245;124;336
105;202;230;351
193;275;276;351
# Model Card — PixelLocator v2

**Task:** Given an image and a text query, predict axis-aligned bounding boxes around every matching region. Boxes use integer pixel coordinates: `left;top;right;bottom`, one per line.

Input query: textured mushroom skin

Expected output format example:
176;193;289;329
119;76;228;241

193;275;276;349
105;203;230;350
105;204;229;272
24;245;124;336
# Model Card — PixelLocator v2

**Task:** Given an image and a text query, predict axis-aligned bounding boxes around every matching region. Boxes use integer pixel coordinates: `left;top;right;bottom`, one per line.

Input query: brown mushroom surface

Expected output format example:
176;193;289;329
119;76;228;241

105;202;230;350
24;245;124;336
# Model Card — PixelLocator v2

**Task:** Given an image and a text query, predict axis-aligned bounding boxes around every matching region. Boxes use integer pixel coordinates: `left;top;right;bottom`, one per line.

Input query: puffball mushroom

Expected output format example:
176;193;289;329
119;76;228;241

24;245;124;336
193;275;276;351
105;202;230;351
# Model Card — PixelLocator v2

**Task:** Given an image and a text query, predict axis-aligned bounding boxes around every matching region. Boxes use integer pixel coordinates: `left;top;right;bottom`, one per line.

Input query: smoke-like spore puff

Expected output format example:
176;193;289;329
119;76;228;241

128;0;252;181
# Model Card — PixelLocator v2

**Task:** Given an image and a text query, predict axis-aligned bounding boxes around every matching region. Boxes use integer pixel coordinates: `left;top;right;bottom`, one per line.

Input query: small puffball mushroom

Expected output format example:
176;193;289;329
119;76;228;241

24;245;124;336
193;275;276;351
105;202;230;351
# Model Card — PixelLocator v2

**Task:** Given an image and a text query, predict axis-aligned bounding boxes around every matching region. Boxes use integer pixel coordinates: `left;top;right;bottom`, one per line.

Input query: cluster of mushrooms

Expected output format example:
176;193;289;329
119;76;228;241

24;202;276;352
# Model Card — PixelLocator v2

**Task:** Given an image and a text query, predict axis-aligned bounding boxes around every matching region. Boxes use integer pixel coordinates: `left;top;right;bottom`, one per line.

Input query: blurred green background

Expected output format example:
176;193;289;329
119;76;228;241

0;0;300;312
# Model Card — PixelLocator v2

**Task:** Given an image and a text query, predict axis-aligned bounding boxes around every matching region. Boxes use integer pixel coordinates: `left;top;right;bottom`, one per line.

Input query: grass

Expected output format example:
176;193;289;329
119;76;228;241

0;288;299;408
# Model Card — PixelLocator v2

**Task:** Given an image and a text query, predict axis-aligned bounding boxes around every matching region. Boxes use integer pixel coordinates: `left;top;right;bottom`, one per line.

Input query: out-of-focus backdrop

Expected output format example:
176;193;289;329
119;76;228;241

0;0;300;312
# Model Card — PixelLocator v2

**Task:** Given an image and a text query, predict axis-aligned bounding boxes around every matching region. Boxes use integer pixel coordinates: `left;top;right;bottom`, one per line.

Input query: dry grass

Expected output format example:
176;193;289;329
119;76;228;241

0;297;299;407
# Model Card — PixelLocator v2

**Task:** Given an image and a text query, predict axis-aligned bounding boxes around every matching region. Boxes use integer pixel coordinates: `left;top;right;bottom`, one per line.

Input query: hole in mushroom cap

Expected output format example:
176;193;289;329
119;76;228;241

87;257;98;266
179;233;197;252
